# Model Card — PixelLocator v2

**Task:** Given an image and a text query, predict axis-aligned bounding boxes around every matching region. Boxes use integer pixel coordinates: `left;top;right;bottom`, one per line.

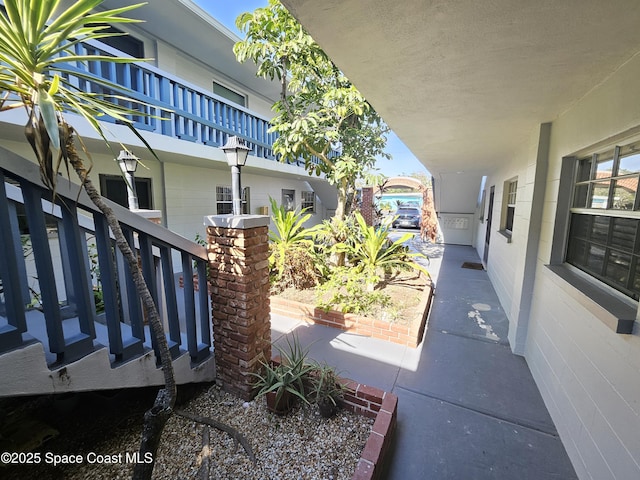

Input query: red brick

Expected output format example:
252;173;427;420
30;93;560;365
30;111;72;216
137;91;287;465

372;410;393;436
345;397;370;410
357;384;384;403
380;392;398;414
351;459;374;480
390;323;409;334
361;432;384;464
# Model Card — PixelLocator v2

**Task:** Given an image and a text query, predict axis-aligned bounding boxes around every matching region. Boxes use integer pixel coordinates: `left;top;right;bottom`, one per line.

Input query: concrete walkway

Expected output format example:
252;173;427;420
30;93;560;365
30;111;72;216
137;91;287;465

271;242;577;479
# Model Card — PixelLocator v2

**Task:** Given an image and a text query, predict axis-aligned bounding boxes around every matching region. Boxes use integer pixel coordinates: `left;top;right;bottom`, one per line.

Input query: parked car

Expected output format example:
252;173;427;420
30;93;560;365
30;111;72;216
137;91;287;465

392;207;422;229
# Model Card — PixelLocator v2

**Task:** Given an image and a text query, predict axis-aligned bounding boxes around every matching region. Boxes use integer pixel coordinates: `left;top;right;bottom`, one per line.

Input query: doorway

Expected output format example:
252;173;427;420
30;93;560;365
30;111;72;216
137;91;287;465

483;186;494;265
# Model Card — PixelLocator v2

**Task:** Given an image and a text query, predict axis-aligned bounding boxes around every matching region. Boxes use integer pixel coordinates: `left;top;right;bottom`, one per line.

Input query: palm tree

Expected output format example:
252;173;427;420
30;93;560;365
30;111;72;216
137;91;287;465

0;1;173;478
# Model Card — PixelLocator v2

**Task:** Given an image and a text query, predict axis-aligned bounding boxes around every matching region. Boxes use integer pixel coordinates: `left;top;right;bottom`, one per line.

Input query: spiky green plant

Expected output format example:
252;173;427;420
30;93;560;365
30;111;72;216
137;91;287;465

349;212;429;290
268;196;320;288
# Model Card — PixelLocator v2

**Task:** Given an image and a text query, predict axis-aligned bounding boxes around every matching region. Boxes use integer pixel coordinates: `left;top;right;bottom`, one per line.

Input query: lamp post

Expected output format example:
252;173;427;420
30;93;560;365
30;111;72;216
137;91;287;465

117;150;139;210
221;136;251;215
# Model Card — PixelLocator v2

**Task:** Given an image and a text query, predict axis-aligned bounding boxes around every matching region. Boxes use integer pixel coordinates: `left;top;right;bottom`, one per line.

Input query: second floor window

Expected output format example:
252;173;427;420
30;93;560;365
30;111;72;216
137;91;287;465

99;26;144;58
213;81;246;107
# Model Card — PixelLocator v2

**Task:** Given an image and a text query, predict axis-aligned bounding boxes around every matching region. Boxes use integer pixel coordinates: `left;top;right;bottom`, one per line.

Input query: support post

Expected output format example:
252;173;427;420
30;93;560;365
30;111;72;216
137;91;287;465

204;215;271;400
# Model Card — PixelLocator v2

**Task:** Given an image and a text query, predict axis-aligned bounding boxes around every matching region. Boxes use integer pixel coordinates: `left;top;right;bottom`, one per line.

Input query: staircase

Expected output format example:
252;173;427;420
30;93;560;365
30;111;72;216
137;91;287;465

0;146;215;397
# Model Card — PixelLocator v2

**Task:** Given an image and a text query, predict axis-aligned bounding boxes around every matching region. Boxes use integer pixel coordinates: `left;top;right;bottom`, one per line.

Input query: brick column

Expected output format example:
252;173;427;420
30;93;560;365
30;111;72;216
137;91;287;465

204;215;271;400
361;187;375;225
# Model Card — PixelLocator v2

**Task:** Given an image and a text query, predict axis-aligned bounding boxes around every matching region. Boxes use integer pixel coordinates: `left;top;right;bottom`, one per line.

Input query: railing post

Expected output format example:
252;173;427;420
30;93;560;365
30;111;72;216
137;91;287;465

204;215;271;400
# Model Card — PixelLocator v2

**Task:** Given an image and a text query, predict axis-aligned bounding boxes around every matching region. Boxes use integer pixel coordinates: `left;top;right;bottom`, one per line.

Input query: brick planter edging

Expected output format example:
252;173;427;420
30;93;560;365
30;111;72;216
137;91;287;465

341;380;398;480
271;283;434;348
269;358;397;479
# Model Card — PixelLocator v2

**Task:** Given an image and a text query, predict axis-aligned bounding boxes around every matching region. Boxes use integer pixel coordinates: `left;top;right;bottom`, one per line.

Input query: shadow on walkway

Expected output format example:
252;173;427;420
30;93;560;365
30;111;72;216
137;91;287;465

272;243;577;480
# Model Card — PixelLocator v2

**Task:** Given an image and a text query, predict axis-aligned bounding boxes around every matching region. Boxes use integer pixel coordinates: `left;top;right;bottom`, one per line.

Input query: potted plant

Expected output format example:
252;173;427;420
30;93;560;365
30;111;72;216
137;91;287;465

252;334;314;414
309;363;345;418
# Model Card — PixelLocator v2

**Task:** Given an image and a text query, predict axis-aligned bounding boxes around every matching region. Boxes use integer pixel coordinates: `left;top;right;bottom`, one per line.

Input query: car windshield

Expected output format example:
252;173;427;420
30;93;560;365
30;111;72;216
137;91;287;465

396;208;420;215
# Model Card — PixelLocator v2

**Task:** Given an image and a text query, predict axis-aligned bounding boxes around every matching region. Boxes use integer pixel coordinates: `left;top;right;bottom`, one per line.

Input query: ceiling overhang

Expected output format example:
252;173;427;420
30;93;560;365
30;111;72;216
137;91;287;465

280;0;640;177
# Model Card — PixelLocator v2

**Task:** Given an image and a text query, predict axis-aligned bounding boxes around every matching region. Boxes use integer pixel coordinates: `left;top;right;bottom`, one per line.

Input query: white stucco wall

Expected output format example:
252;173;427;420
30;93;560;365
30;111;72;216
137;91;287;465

521;52;640;479
479;127;550;354
474;51;640;479
154;41;276;119
162;162;328;243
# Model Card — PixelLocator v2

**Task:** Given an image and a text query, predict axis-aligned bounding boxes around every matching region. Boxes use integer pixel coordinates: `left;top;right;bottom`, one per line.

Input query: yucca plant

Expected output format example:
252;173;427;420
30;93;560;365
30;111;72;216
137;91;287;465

349;212;429;291
0;2;171;478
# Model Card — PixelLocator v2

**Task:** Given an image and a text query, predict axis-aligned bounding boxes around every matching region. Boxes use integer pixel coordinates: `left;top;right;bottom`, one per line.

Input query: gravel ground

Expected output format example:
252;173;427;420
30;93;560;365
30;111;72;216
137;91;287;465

2;384;372;479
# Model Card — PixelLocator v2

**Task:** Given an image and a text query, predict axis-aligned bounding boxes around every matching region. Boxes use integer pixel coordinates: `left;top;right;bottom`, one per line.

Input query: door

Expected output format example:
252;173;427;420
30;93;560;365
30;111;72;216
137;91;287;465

483;186;494;265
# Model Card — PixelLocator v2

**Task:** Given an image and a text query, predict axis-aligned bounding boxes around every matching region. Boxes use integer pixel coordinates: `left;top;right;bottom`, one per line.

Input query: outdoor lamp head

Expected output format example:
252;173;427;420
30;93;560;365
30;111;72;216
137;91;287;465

117;150;139;174
222;136;251;167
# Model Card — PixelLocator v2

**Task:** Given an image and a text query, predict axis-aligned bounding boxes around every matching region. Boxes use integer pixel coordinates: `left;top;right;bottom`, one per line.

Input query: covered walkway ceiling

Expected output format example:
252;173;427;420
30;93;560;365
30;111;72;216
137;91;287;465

281;0;640;177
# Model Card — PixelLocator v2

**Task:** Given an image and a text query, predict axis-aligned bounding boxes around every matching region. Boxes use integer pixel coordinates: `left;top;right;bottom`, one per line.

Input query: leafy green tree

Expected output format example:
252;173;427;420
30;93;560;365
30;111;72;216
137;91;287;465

234;0;390;223
0;2;171;478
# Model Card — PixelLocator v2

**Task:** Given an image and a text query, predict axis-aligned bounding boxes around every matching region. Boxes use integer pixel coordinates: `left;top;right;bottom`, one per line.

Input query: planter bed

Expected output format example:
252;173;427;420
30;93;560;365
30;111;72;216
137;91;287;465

271;281;434;348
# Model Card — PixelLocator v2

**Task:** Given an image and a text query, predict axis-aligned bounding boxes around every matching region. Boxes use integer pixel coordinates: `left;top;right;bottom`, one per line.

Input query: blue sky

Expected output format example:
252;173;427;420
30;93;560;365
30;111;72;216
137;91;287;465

192;0;428;179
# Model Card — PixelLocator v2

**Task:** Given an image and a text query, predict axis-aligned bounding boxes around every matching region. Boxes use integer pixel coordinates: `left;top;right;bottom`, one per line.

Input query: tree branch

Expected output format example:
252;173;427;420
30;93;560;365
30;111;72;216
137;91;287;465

175;409;256;464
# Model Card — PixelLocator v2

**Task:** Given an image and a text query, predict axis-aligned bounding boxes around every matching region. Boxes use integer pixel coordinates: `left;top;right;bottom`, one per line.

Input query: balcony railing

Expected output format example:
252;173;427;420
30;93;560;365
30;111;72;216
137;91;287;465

0;145;211;367
63;40;279;161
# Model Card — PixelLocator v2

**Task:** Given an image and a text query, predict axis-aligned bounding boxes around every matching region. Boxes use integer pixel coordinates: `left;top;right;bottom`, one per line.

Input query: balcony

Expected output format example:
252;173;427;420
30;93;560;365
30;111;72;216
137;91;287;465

62;40;279;161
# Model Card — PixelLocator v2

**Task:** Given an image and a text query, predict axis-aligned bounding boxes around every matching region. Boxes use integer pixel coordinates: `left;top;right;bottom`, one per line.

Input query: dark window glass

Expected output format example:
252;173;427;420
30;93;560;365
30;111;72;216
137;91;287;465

566;214;640;300
213;82;246;107
99;26;144;58
99;175;152;209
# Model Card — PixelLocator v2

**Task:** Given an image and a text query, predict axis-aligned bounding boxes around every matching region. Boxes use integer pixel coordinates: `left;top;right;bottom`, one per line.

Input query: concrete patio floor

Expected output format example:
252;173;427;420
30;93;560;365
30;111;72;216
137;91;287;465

271;242;578;479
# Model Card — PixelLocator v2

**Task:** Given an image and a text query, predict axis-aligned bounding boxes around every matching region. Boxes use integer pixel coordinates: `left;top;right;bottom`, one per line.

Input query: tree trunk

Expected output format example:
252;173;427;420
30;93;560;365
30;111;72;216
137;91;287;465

332;183;348;267
58;125;176;480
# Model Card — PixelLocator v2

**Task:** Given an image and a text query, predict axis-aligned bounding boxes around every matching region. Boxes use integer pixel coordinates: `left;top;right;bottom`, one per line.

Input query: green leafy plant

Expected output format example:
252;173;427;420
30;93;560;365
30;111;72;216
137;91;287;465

312;215;355;268
235;0;390;223
348;212;429;291
0;2;175;477
309;362;345;418
315;266;392;314
268;197;320;290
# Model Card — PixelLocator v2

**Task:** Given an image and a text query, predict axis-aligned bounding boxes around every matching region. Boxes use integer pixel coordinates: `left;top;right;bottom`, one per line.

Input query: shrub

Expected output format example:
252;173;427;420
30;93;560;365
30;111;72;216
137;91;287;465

315;266;392;314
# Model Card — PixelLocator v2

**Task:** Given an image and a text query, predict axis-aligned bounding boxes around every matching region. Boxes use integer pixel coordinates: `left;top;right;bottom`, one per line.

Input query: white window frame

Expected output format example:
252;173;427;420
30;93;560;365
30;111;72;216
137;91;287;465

216;185;249;214
549;138;640;334
301;191;316;213
500;178;518;238
212;80;247;107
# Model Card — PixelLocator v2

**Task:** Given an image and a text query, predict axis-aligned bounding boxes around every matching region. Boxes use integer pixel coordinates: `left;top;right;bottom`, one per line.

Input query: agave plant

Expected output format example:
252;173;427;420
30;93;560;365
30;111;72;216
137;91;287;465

0;2;171;479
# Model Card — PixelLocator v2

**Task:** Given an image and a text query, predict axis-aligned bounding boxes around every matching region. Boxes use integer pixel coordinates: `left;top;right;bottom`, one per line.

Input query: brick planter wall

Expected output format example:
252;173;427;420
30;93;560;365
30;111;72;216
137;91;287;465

271;356;397;480
342;381;398;480
205;215;271;400
271;283;434;348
